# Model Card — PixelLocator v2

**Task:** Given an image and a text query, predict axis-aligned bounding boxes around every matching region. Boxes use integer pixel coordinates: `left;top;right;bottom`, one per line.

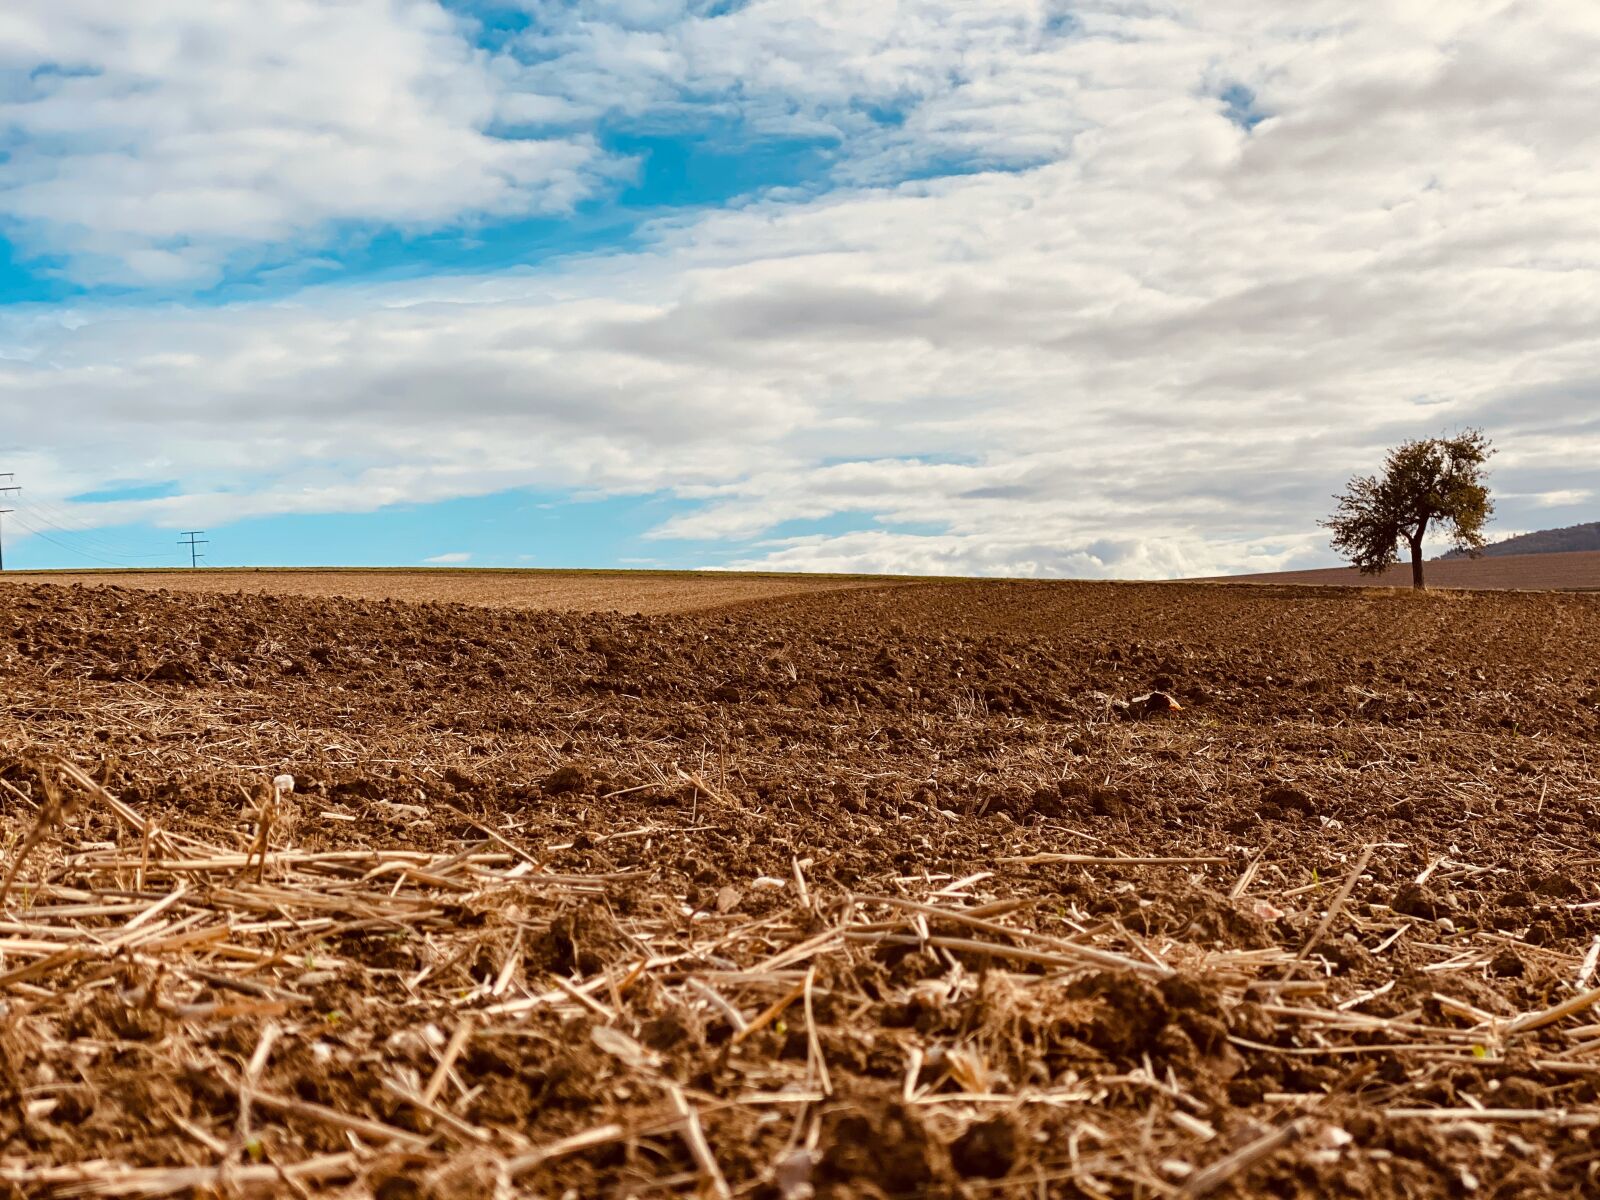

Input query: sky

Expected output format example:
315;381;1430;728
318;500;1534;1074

0;0;1596;576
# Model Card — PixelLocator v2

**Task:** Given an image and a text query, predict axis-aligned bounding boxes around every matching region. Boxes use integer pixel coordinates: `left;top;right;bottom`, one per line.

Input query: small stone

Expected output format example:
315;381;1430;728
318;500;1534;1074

372;799;429;823
775;1149;819;1200
1250;899;1286;922
1318;1125;1354;1150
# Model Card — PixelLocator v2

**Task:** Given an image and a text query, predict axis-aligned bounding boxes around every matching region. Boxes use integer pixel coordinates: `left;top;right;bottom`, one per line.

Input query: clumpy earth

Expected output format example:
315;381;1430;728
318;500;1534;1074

1;577;1599;1198
6;567;901;614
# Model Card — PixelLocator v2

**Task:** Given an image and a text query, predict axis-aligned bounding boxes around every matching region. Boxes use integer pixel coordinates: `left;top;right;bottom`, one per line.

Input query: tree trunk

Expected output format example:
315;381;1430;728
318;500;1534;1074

1409;536;1425;590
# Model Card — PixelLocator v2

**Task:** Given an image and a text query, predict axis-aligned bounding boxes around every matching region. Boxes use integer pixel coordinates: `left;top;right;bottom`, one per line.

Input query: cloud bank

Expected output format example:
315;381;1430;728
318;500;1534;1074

0;0;608;285
2;1;1597;576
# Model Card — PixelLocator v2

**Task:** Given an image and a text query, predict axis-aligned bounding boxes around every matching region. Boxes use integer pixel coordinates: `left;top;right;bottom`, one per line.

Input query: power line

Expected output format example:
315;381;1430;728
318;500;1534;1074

20;492;162;544
0;480;173;567
14;505;171;560
16;492;123;533
5;510;142;568
0;474;16;572
0;477;206;570
179;531;208;568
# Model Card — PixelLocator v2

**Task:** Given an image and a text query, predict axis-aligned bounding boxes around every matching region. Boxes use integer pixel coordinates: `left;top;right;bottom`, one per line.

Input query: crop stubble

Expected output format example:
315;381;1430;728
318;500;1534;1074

1;577;1599;1197
9;569;903;615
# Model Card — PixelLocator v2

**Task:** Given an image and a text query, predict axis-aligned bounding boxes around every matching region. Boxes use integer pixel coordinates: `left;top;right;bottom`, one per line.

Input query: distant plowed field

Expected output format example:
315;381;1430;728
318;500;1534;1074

4;577;1600;1197
7;567;908;613
1215;548;1600;590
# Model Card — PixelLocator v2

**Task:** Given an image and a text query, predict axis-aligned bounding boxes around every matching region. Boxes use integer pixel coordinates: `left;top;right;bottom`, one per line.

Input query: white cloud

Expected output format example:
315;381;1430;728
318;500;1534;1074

2;0;1599;576
0;1;610;285
721;528;1318;581
1520;489;1595;509
510;0;1093;179
423;551;472;564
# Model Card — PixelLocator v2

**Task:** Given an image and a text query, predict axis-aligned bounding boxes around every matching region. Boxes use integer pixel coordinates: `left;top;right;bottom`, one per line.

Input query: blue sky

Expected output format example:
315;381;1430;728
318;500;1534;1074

0;2;1595;576
1;487;907;571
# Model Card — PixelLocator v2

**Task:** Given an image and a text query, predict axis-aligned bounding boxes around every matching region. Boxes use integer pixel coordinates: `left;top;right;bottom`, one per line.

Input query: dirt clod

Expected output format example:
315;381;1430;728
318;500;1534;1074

542;763;590;795
1393;882;1453;920
1489;948;1527;978
949;1115;1021;1179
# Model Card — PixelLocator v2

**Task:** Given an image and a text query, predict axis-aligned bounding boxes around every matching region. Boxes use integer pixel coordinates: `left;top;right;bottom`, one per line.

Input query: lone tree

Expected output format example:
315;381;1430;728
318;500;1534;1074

1323;430;1495;590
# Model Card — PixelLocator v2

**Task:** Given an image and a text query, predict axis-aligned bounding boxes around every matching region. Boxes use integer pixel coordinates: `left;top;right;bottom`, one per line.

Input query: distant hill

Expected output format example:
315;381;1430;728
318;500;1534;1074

1441;520;1600;559
1210;549;1600;591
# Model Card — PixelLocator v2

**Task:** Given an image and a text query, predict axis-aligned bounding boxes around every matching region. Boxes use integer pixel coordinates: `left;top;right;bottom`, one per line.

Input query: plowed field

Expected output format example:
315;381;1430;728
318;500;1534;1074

1216;549;1600;591
6;569;900;614
3;578;1600;1198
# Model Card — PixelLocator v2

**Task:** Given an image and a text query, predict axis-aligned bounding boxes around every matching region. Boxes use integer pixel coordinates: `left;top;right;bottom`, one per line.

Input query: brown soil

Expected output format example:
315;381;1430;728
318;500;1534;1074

5;568;907;614
1215;548;1600;591
2;577;1600;1197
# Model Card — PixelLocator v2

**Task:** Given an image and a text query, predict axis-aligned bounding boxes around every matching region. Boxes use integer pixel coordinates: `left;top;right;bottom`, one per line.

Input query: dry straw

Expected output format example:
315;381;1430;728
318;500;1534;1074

3;751;1599;1198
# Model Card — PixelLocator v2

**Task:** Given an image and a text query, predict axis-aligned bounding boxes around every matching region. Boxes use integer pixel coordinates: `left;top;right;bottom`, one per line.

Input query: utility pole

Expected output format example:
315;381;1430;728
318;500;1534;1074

179;531;208;568
0;475;17;571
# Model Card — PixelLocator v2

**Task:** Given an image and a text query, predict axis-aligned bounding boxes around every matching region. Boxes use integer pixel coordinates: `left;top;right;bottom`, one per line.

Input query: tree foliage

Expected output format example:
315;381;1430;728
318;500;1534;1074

1322;430;1495;589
